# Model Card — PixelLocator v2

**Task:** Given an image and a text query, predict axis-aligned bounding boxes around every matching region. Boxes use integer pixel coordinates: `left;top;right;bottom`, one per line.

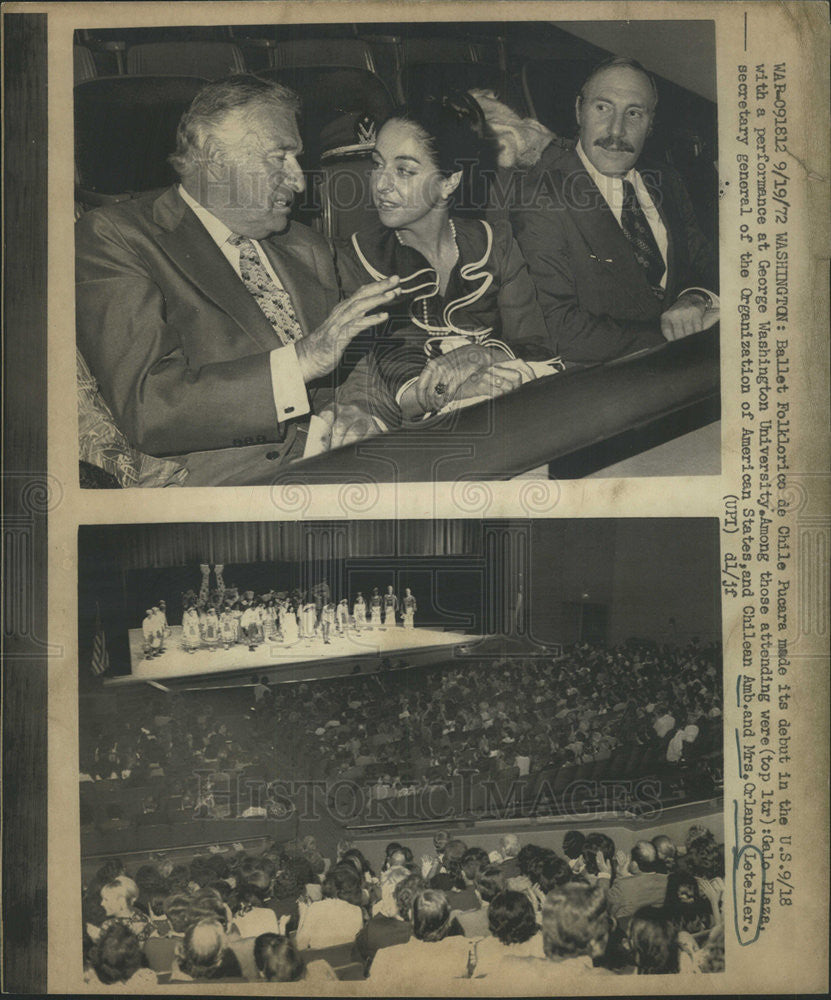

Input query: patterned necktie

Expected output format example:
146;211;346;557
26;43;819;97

620;179;665;293
228;234;303;344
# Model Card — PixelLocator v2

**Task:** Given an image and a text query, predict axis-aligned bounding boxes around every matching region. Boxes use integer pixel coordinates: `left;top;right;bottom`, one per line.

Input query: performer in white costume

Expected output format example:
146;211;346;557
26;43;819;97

336;598;350;634
321;602;336;644
369;588;383;627
353;593;367;631
302;601;318;640
240;601;261;651
402;588;417;629
156;601;170;652
201;605;220;651
383;586;399;626
220;604;237;649
281;601;299;644
142;608;161;658
182;603;201;653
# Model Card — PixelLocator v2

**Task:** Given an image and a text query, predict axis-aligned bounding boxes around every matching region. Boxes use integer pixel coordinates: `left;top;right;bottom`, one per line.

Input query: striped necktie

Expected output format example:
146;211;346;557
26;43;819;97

228;234;303;344
620;179;665;294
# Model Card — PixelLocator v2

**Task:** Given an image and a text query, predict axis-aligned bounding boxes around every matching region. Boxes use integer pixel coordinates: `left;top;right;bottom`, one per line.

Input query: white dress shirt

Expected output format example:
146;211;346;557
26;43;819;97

575;143;718;307
178;185;310;425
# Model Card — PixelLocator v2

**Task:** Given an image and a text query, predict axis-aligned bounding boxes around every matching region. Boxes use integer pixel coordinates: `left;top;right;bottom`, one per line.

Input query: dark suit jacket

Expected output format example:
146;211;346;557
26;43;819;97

76;186;340;486
510;147;717;363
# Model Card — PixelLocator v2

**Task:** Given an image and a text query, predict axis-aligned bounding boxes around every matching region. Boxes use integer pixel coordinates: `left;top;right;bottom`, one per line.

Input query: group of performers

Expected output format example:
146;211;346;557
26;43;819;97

140;602;171;658
142;565;418;656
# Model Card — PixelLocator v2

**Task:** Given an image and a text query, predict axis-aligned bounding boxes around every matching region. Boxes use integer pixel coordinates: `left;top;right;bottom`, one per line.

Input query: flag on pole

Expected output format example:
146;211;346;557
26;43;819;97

91;603;110;676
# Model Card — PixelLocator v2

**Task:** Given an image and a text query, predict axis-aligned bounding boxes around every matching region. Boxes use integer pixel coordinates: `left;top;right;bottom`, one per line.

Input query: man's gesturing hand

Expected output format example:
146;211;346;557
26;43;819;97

295;276;400;383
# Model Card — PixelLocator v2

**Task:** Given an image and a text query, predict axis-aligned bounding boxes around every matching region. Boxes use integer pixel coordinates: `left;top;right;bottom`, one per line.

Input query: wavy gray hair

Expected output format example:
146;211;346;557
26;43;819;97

169;74;301;177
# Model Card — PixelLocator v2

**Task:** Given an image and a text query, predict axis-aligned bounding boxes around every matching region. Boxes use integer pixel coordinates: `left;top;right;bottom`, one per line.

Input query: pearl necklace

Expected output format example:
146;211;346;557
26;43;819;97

395;220;458;328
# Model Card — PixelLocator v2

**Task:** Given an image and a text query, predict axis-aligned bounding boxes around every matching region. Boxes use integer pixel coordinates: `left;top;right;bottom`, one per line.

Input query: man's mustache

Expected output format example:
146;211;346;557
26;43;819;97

594;136;636;153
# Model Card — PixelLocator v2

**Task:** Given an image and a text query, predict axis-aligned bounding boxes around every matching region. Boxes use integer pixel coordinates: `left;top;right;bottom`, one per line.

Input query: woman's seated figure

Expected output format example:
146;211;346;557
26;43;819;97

325;91;557;448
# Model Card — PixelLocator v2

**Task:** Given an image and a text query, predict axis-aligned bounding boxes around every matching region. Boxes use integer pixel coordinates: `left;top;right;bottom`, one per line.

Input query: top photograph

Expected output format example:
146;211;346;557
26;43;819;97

74;18;720;487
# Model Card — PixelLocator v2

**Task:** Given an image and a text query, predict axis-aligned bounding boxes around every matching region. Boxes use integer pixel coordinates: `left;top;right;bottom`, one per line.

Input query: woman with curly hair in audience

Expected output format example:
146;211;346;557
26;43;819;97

471;890;546;975
84;921;158;988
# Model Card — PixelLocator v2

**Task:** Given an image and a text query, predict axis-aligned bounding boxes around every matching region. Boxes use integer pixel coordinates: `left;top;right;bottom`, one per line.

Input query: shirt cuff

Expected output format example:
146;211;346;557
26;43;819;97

269;345;310;425
680;287;720;310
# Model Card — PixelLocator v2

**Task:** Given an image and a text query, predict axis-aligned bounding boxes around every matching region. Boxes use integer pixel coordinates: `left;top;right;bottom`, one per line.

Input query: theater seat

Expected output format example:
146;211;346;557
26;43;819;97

302;942;365;980
395;35;505;103
272;38;377;73
126;41;245;78
259;66;393;167
74;45;97;84
399;62;525;114
74;76;207;204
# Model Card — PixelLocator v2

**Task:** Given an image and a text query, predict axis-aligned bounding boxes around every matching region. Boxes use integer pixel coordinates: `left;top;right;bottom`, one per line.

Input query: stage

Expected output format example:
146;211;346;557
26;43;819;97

108;624;477;687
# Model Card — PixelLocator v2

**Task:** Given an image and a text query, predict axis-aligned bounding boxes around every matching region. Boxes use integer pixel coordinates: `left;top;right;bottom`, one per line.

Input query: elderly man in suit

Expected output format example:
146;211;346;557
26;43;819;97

511;56;718;363
76;75;399;486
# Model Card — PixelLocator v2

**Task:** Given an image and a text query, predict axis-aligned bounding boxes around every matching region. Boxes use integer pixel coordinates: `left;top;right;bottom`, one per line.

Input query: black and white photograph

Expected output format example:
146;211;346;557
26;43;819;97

74;19;720;487
78;518;725;987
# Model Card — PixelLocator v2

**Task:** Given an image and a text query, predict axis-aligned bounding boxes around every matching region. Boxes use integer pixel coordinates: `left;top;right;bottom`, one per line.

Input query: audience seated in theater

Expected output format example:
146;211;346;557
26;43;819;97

354;869;420;971
606;840;669;932
83;920;159;989
472;890;546;975
366;889;469;987
488;832;522;876
80;640;721;838
143;893;191;973
455;863;506;937
252;932;337;983
486;884;614;985
294;863;365;950
169;918;244;982
80;817;725;984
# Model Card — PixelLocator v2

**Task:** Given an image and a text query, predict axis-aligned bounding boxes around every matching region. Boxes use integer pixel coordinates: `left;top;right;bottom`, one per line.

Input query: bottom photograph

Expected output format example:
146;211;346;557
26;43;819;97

77;518;725;988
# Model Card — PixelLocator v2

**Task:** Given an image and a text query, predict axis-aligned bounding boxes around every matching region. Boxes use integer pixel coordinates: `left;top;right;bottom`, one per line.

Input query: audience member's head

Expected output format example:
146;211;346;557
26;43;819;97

541;885;610;960
488;891;539;945
475;864;506;903
684;830;724;880
651;835;677;873
100;876;139;918
412;889;462;942
627;906;680;974
562;830;586;861
630;840;659;874
87;921;145;984
394;873;426;922
177;918;228;980
581;833;616;875
460;846;490;885
498;833;521;859
322;864;363;907
162;893;192;934
253;933;305;982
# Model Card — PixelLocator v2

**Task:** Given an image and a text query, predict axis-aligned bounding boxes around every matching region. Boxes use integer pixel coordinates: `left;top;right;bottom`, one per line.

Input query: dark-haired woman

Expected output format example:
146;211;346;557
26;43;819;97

367;889;470;987
473;890;545;975
325;92;558;447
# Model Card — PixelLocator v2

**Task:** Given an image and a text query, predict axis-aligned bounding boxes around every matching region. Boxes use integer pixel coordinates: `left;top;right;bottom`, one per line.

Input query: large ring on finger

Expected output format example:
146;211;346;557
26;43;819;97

434;382;448;396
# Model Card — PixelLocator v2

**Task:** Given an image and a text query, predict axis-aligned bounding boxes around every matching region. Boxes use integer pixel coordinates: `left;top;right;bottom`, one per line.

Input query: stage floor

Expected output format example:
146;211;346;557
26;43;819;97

116;625;474;685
